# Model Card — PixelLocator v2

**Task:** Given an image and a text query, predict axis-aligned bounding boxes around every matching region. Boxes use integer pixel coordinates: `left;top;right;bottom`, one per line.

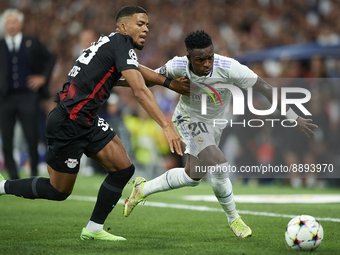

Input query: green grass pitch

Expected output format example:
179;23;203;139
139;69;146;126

0;173;339;255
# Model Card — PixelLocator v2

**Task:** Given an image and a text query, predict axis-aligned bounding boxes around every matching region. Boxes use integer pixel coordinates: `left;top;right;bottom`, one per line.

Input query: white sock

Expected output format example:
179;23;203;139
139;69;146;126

86;220;103;232
142;168;200;197
211;163;240;225
0;180;6;195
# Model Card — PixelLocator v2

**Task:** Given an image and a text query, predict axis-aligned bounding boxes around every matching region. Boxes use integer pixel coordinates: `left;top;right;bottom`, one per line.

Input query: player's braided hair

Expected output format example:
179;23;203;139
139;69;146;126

116;5;148;22
185;30;212;53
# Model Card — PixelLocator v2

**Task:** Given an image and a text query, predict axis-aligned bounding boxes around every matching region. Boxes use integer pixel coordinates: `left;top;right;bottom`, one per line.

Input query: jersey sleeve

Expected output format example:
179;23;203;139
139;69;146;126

155;57;185;79
228;59;258;89
112;35;140;73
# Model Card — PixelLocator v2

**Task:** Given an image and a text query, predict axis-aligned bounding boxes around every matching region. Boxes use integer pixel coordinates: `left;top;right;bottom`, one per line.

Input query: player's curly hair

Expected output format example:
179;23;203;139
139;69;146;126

116;5;147;22
185;30;212;54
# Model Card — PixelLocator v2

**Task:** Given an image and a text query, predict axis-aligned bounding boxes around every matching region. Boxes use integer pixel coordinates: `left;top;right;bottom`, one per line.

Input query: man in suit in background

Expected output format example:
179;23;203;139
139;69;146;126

0;9;55;179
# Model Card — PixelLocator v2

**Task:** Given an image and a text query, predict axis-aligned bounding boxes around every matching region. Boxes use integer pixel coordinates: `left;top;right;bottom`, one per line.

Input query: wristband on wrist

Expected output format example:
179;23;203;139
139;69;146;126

285;108;298;123
163;77;172;88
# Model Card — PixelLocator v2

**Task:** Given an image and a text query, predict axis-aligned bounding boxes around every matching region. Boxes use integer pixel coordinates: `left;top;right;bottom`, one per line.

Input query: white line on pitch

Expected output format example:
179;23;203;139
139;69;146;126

68;195;340;223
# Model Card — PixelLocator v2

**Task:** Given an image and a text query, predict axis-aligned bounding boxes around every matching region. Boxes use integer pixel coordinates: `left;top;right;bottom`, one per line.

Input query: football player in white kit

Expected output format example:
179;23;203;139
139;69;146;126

124;30;317;238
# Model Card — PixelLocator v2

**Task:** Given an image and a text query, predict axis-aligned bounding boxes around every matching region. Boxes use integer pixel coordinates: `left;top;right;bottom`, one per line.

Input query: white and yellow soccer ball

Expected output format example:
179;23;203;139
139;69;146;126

285;215;324;251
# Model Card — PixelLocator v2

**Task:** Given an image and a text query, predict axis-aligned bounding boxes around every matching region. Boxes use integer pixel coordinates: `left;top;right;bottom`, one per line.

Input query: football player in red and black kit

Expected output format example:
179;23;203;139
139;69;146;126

0;5;189;241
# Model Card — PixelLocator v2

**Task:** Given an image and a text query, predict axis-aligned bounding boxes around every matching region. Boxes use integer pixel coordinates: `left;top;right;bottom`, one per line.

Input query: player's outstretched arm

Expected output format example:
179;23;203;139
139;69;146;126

121;69;183;156
139;65;191;96
252;77;318;138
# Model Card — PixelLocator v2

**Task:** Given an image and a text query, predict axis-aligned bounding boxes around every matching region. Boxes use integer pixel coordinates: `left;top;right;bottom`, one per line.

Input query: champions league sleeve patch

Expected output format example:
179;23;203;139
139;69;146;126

127;49;139;67
128;49;138;60
159;65;167;76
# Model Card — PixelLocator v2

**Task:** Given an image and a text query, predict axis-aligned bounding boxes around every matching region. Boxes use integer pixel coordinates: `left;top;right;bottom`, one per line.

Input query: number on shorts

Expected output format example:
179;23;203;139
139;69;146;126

98;118;109;131
188;121;208;137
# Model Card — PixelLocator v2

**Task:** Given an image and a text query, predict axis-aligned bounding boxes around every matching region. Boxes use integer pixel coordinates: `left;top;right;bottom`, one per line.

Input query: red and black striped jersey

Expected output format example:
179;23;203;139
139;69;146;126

55;33;139;127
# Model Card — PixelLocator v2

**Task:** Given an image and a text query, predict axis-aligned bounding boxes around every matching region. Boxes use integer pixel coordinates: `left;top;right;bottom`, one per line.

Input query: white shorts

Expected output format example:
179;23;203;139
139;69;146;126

172;109;224;159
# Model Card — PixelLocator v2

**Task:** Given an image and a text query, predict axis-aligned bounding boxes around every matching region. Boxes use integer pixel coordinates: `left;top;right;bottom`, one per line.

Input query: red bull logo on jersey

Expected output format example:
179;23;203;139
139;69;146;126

65;158;79;169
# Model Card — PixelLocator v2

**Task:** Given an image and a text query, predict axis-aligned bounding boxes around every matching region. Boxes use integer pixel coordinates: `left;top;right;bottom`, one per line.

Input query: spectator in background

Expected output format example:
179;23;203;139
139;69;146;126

73;29;99;60
124;104;170;178
317;23;340;46
309;55;333;105
0;9;55;179
106;93;133;158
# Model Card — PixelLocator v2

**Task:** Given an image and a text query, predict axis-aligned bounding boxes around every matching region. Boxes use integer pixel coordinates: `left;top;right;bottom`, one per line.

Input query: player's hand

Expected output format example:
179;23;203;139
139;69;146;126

176;76;190;84
294;116;318;138
168;77;191;96
168;76;199;96
176;76;200;94
162;125;183;156
27;75;46;92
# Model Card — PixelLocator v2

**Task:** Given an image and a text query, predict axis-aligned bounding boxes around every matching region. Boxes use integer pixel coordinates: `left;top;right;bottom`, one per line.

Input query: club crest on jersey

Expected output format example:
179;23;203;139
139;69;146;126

65;158;79;168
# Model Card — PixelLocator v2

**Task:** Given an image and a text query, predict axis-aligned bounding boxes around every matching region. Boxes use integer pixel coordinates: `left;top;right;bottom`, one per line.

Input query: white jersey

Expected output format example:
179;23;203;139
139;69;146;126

157;54;258;125
156;54;258;157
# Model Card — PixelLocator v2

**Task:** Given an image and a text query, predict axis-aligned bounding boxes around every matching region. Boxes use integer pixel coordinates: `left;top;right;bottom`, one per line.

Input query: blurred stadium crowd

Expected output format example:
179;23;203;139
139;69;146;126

0;0;339;186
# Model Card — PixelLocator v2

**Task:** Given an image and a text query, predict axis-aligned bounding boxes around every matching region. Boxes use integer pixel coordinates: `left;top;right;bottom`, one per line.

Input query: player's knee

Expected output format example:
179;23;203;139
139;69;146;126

106;164;135;190
49;187;70;201
38;178;71;201
122;164;135;179
210;162;230;179
112;164;135;179
199;145;226;166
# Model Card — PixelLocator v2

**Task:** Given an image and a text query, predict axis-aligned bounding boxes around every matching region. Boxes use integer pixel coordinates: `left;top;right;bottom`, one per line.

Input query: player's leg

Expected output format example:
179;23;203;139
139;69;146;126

143;154;203;196
123;154;203;217
81;135;134;241
198;145;251;238
124;113;212;217
47;164;78;194
0;164;74;200
197;145;239;224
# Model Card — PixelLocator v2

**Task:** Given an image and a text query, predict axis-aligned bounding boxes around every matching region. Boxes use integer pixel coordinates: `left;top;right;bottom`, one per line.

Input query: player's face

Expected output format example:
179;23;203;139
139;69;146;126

4;14;22;37
188;45;214;76
125;13;149;50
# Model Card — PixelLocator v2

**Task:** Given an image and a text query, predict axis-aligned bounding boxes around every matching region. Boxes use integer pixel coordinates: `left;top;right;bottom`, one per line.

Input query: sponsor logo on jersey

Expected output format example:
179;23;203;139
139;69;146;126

65;158;79;168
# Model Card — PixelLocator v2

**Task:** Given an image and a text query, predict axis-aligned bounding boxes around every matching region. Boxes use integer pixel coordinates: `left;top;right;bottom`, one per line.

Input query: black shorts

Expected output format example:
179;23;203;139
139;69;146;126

46;104;116;174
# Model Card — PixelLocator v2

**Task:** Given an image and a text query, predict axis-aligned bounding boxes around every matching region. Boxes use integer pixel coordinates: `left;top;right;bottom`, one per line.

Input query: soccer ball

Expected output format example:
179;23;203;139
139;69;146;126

285;215;324;251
